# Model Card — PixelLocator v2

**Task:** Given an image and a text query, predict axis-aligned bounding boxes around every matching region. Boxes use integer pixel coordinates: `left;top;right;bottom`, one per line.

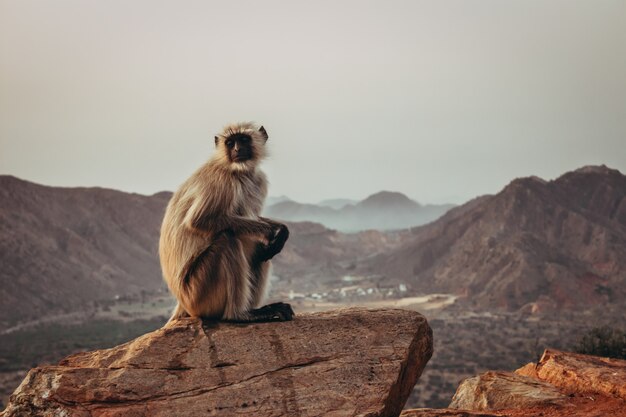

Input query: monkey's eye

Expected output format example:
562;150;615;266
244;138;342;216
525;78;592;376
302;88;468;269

240;136;250;143
225;140;234;148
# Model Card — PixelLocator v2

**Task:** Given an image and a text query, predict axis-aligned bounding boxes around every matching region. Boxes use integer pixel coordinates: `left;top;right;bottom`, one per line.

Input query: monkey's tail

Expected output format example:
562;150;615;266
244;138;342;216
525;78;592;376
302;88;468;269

167;303;189;324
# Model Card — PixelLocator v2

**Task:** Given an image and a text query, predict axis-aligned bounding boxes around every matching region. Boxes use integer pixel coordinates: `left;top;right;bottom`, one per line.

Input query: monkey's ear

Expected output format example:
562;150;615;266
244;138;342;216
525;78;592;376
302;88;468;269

259;126;268;141
214;136;219;146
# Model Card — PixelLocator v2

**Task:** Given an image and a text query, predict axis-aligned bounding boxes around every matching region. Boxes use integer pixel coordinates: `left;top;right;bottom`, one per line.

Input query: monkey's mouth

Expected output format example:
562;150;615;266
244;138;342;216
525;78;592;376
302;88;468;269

232;155;250;163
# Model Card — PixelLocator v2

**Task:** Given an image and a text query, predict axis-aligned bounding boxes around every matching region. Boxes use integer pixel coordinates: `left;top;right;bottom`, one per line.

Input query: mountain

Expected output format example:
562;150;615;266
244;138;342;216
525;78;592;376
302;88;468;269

318;198;357;210
358;191;417;209
265;201;336;222
265;195;292;206
264;191;454;232
0;176;171;329
360;165;626;311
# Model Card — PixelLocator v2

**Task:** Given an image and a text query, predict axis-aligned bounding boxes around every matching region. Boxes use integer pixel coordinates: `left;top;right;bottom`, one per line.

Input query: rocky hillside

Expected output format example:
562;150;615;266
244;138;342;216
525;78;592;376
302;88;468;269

0;176;170;330
265;191;454;232
272;221;410;289
361;165;626;311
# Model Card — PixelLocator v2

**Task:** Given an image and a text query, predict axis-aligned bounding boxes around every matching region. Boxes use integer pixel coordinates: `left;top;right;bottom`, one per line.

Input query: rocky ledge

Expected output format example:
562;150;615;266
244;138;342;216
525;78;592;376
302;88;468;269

1;308;433;417
403;349;626;417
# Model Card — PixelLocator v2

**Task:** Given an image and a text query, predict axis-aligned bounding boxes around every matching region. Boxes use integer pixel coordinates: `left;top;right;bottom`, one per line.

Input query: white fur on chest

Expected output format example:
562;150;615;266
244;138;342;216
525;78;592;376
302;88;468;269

232;174;265;218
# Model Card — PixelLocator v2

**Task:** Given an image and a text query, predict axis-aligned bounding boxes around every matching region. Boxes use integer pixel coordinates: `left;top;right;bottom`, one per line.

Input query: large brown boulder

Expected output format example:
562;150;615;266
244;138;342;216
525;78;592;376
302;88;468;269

1;308;433;417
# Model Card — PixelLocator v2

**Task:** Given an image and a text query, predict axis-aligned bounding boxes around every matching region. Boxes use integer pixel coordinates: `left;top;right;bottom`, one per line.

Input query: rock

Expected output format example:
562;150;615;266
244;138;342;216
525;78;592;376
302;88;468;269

448;371;568;411
424;350;626;417
513;362;538;379
405;398;626;417
401;409;503;417
1;308;432;417
532;349;626;400
405;349;626;417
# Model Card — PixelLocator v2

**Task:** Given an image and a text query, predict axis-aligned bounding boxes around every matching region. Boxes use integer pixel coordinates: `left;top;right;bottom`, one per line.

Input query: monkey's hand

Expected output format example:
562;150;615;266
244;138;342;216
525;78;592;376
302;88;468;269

263;223;289;261
251;223;289;263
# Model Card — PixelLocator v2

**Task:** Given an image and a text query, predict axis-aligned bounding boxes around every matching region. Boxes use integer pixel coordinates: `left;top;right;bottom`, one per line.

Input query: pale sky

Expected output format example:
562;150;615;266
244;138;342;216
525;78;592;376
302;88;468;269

1;0;625;204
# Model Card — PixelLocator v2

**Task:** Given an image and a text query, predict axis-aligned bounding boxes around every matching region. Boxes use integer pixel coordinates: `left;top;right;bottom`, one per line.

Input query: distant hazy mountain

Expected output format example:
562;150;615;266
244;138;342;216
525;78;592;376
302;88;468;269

265;195;292;206
264;191;455;232
318;198;357;210
360;165;626;312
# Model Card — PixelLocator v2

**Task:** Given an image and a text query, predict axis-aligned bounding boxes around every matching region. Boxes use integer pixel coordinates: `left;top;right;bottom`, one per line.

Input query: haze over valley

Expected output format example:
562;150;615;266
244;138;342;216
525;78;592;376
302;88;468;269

264;192;454;232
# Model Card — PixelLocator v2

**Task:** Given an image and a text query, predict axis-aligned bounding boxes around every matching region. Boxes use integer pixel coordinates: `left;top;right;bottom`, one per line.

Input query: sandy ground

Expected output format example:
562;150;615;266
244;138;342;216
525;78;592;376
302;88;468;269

289;294;458;313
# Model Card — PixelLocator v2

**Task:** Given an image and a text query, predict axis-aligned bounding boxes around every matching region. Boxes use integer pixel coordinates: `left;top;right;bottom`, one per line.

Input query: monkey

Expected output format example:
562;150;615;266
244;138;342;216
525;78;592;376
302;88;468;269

159;122;294;323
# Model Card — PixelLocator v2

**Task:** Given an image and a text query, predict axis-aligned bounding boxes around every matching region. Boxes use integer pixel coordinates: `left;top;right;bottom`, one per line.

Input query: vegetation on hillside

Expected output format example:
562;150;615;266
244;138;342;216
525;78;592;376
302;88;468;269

575;326;626;360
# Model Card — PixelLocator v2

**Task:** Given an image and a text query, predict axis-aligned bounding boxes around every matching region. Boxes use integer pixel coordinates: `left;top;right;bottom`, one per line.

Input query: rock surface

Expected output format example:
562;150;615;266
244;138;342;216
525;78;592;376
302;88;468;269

448;371;567;411
401;409;501;417
1;308;433;417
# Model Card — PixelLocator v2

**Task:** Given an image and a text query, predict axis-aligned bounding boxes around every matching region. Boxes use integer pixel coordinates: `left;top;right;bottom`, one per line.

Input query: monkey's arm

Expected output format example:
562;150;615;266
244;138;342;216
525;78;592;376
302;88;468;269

188;213;272;236
258;216;286;228
223;216;273;235
184;195;272;236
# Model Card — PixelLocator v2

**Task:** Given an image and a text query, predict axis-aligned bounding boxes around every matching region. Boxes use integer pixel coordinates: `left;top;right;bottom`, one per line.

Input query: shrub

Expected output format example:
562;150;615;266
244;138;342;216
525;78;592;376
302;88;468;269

575;326;626;360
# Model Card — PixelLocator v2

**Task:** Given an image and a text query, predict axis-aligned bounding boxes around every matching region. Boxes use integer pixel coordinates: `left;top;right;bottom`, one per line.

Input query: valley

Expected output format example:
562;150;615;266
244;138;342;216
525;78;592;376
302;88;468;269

2;291;621;409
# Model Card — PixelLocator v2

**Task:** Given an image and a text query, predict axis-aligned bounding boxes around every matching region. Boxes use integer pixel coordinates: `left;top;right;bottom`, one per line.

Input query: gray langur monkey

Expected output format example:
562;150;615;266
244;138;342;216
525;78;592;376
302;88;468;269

159;122;294;323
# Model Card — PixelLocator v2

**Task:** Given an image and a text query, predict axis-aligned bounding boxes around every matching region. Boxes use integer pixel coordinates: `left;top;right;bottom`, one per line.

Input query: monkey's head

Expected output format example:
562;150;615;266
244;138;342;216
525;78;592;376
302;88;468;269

214;122;268;172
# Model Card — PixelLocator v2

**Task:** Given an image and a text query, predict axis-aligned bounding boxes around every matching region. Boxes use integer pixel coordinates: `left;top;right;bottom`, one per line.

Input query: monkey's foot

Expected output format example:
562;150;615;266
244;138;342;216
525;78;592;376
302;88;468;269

229;302;295;323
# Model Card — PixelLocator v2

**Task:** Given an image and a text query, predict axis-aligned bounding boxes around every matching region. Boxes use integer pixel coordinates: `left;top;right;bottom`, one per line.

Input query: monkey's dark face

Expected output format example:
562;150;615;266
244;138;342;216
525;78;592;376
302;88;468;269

225;133;254;163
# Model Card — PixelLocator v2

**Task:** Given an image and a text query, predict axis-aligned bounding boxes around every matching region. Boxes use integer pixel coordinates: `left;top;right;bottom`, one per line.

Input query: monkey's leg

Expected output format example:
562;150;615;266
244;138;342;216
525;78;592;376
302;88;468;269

219;234;262;321
248;242;271;307
177;234;232;319
218;240;293;323
222;239;294;323
167;303;190;324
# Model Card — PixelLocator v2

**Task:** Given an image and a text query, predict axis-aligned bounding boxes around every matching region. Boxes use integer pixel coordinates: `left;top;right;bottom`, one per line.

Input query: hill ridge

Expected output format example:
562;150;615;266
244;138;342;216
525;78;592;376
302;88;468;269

360;165;626;311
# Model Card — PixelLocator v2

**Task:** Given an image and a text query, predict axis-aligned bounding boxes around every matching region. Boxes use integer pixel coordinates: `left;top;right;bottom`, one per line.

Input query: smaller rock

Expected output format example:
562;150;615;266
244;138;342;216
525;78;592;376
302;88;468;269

401;409;504;417
534;349;626;399
514;362;538;379
448;371;568;411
